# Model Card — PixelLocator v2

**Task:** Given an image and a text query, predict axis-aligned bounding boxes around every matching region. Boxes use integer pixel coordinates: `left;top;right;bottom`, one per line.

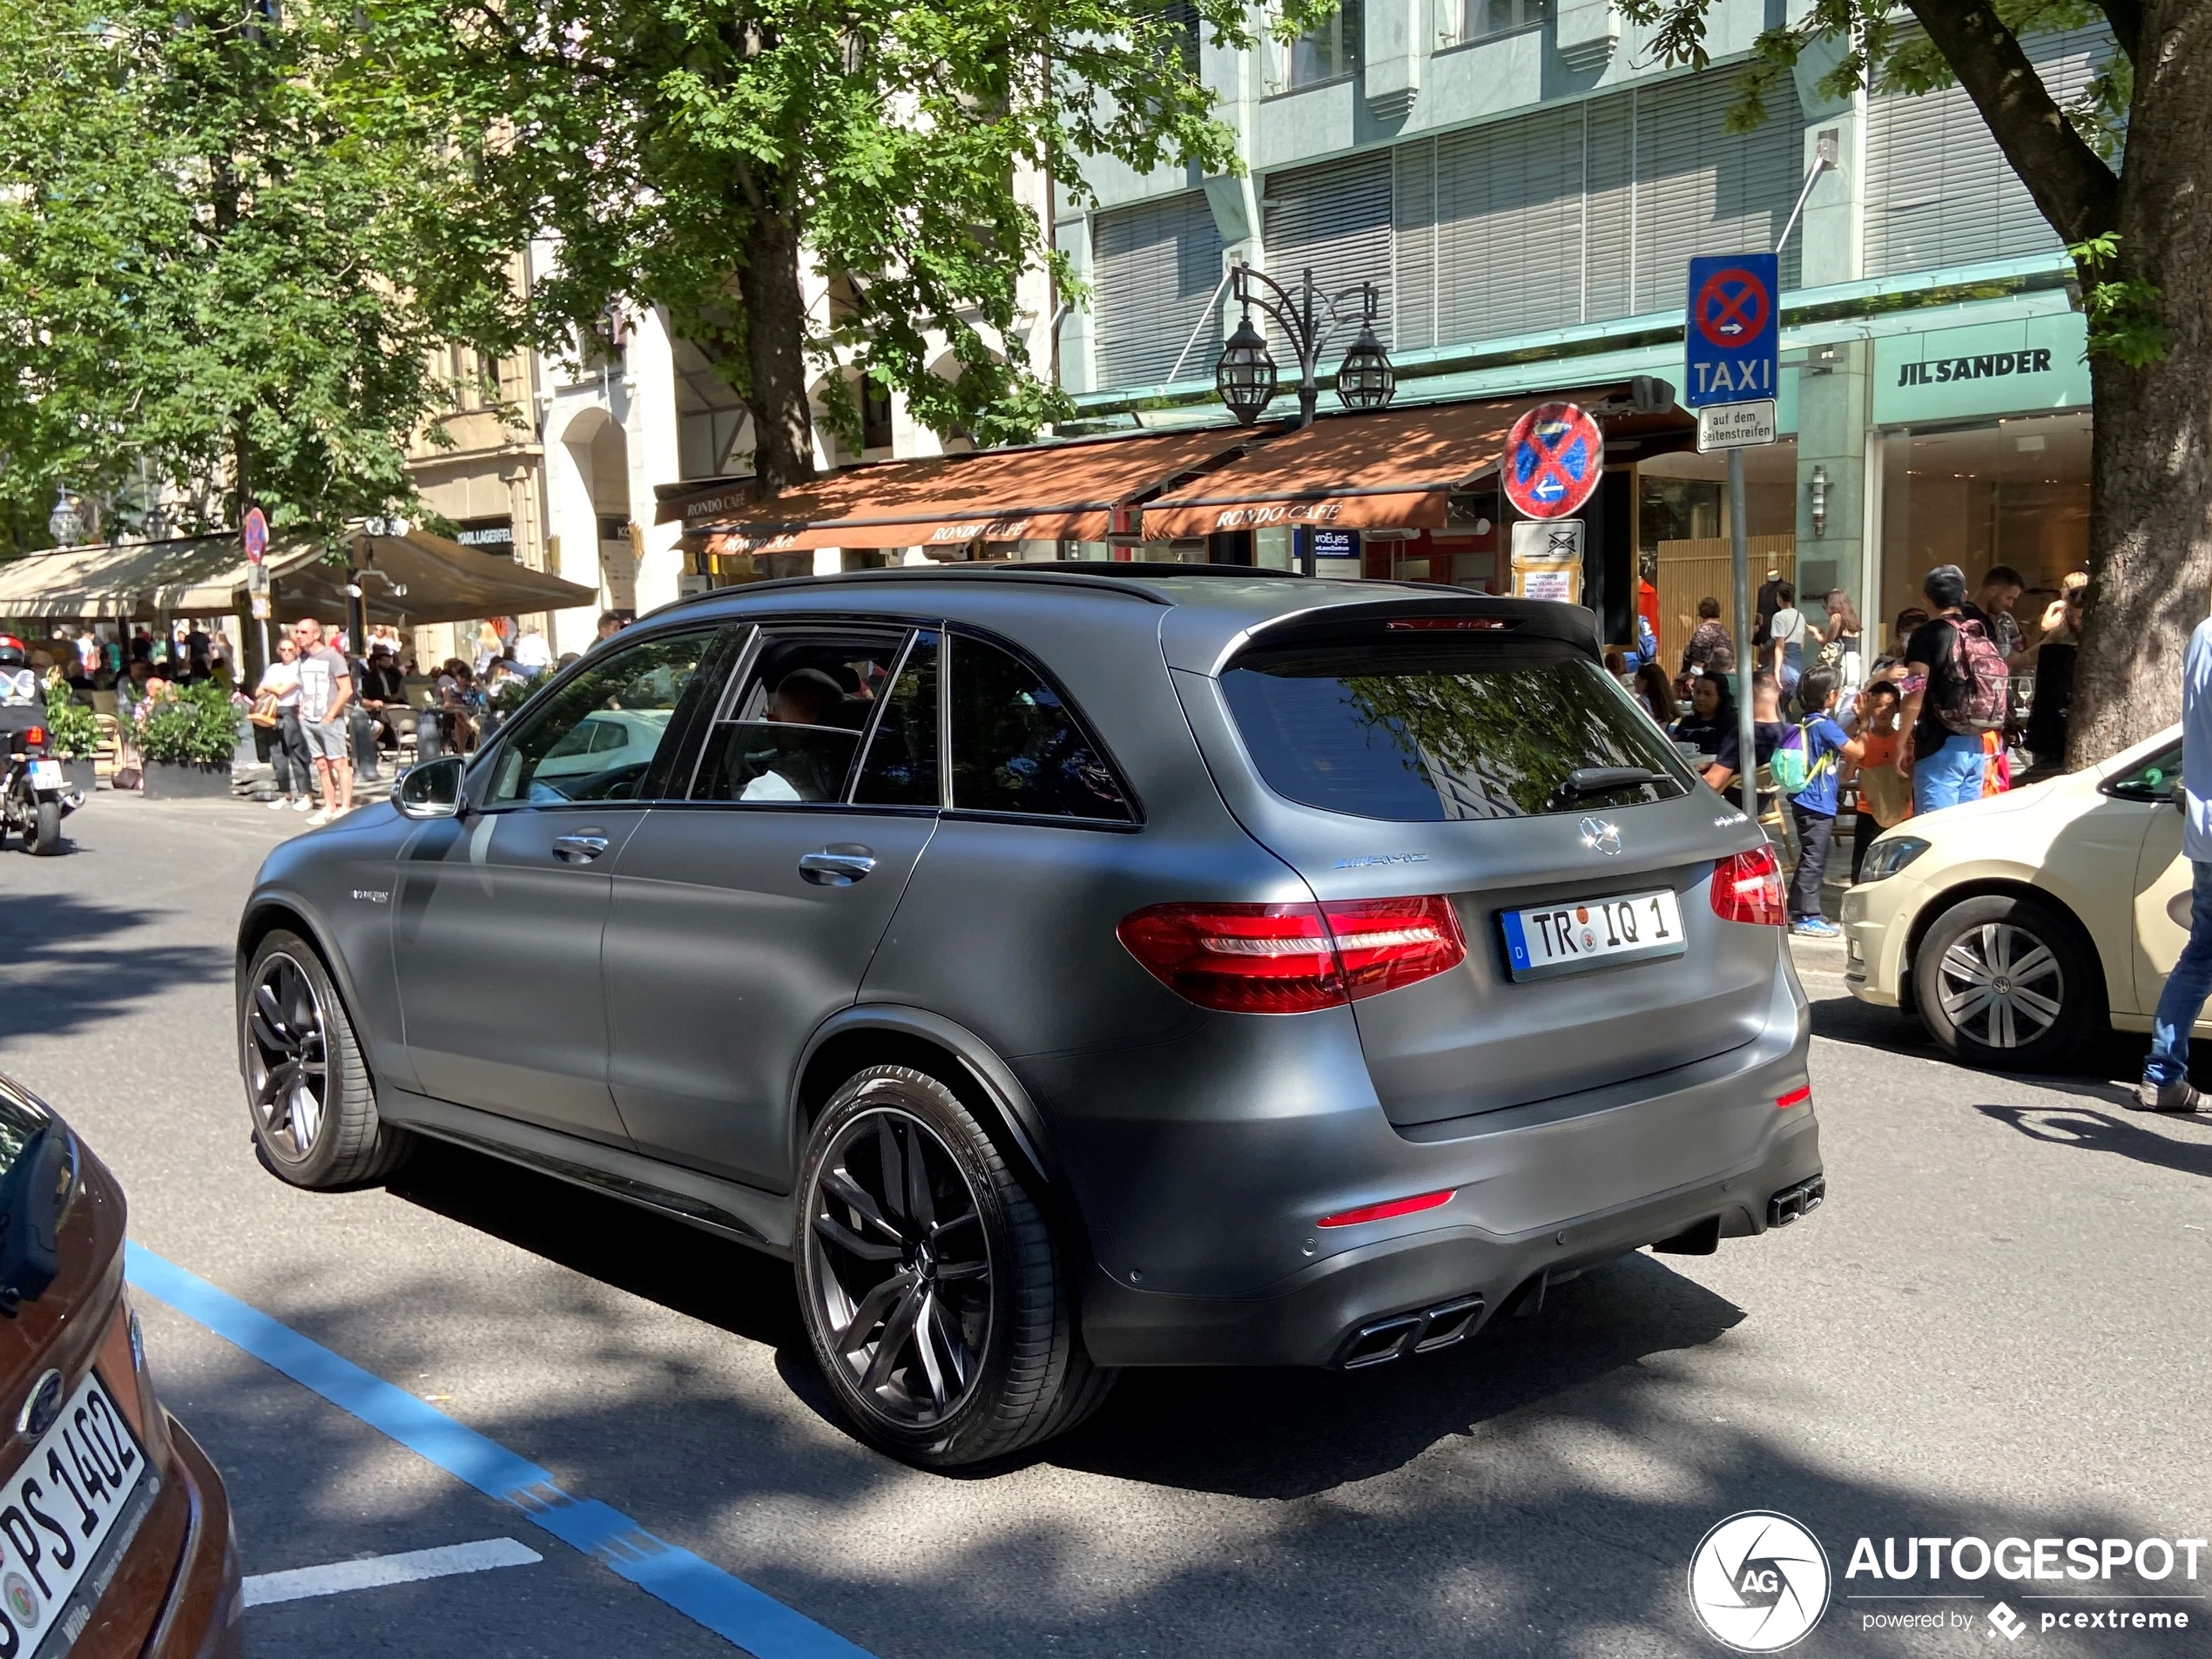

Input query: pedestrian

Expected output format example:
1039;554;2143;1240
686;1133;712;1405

513;624;552;675
1669;670;1737;759
1774;665;1863;936
590;610;629;651
1821;589;1863;693
2021;583;2083;780
1766;582;1813;702
2136;611;2212;1114
1681;597;1731;680
293;617;355;825
1703;671;1791;813
1895;564;2006;814
1966;564;2030;669
1754;568;1787;652
253;636;314;811
1631;662;1676;728
1847;681;1912;882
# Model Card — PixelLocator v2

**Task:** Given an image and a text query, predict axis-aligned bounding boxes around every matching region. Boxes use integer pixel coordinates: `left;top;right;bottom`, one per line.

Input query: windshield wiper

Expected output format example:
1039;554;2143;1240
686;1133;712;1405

1553;765;1667;806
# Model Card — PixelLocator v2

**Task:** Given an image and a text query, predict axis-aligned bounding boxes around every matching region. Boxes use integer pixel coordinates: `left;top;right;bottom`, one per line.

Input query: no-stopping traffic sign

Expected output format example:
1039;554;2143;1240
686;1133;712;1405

1502;402;1604;521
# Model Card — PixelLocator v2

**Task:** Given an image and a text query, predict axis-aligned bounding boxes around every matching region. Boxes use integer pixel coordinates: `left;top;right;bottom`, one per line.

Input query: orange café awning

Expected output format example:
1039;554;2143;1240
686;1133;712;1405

1137;397;1542;541
667;428;1257;555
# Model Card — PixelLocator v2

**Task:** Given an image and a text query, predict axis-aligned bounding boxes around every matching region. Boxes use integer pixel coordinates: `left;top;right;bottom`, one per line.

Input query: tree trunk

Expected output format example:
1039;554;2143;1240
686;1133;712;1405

740;206;817;497
2065;0;2212;768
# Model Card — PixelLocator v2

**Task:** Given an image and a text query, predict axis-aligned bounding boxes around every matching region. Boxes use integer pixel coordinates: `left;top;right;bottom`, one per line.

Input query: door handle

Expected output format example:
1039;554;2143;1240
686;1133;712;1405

552;832;610;863
799;846;877;887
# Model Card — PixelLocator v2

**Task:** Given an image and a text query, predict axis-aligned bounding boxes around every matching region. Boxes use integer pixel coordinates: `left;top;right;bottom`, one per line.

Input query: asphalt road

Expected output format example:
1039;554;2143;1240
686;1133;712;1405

1;795;2208;1657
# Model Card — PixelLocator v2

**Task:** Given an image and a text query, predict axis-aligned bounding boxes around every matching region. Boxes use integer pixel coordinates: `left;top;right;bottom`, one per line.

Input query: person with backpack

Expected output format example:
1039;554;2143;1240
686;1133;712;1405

1770;665;1864;937
1896;563;2007;814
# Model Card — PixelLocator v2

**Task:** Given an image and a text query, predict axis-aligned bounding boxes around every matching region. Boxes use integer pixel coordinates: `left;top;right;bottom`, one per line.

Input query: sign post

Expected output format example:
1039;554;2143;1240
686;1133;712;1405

242;506;271;670
1683;255;1779;813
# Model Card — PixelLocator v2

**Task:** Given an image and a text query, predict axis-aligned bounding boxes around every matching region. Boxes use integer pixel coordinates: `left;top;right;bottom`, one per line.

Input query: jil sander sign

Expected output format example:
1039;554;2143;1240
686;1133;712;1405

1873;313;2088;425
1893;347;2053;387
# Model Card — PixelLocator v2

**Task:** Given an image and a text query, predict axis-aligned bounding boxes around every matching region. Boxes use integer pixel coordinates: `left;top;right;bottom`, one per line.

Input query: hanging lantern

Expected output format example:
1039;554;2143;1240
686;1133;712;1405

1214;313;1279;426
1335;325;1396;411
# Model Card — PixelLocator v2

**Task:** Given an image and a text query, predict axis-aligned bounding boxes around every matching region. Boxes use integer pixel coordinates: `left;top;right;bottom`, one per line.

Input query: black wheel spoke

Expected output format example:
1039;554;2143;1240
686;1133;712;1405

837;1272;911;1356
927;1295;971;1388
934;1258;988;1282
905;1136;936;1231
874;1117;907;1224
821;1168;900;1239
813;1213;903;1263
911;1290;950;1412
861;1284;929;1394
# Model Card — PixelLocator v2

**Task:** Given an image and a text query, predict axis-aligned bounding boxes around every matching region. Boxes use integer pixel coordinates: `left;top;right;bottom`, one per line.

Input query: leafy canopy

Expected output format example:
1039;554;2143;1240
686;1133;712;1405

354;0;1334;462
0;0;518;554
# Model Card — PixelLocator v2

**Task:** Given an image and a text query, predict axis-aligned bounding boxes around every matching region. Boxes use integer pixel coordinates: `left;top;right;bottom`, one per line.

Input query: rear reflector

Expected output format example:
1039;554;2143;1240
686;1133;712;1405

1710;843;1786;927
1318;1188;1456;1229
1118;896;1467;1014
1777;1084;1811;1110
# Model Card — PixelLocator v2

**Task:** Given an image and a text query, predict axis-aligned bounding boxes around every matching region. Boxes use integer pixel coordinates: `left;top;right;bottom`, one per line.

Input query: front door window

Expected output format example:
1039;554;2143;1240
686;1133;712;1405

481;631;718;805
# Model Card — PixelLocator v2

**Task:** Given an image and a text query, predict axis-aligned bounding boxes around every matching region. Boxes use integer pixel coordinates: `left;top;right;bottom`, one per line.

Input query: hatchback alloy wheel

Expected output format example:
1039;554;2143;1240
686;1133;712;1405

245;952;328;1159
806;1107;994;1428
1936;921;2064;1050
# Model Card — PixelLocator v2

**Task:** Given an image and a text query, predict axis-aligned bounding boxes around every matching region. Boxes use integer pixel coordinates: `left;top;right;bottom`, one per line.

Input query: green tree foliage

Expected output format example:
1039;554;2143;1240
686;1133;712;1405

0;0;518;556
354;0;1332;492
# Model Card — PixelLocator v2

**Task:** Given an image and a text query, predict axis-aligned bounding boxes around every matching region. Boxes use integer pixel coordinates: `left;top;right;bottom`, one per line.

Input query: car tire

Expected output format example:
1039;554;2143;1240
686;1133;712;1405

796;1064;1114;1468
1912;894;2101;1070
240;930;414;1188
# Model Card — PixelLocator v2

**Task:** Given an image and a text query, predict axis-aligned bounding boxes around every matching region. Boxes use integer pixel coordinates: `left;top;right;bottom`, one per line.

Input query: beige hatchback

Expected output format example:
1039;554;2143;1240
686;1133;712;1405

1844;728;2197;1069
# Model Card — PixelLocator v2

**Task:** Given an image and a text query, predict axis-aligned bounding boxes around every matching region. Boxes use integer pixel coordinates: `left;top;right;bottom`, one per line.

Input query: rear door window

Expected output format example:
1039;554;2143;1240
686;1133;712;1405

1221;637;1692;821
948;634;1133;821
691;628;907;803
853;631;941;807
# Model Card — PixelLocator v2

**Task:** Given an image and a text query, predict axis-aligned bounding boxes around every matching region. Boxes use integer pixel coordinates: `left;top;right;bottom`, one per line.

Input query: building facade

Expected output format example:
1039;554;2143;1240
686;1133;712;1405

1055;3;2105;661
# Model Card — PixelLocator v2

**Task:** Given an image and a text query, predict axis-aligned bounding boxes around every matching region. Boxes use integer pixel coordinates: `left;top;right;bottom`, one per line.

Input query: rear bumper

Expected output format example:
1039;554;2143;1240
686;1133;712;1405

1079;1109;1822;1366
145;1415;246;1659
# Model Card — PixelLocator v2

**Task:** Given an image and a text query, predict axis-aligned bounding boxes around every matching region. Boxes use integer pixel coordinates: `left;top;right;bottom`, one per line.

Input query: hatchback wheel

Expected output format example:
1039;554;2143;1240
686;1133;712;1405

796;1065;1114;1467
1913;894;2100;1070
241;930;413;1188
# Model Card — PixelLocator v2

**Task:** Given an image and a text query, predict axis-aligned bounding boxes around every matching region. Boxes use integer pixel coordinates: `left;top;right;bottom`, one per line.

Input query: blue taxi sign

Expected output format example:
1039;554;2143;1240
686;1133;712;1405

1683;253;1778;409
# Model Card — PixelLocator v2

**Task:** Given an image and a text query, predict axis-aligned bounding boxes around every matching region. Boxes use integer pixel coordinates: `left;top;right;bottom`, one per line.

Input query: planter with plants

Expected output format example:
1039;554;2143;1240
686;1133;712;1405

38;679;102;791
133;681;243;799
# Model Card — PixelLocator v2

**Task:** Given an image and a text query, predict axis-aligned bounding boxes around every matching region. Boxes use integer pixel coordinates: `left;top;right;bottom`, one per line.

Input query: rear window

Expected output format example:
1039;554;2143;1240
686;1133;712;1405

1221;639;1692;821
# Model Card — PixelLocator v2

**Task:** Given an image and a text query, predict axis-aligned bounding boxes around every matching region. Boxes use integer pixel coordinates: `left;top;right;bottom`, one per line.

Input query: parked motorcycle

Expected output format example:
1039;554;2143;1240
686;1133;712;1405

0;642;83;856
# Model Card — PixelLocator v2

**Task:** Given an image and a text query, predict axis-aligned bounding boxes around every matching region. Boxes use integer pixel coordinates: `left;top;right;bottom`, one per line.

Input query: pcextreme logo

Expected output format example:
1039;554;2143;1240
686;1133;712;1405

1688;1512;1832;1652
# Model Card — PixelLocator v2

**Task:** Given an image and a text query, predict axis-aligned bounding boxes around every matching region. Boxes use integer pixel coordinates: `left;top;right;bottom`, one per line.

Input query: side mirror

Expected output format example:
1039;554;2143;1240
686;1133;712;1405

395;754;465;819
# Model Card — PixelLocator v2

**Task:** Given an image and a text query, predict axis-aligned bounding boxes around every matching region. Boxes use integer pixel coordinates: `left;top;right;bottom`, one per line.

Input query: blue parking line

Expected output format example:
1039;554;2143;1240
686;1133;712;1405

125;1243;873;1659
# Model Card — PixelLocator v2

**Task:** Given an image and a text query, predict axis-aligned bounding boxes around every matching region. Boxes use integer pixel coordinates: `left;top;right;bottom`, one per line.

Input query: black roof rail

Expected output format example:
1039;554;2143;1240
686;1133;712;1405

642;560;1332;618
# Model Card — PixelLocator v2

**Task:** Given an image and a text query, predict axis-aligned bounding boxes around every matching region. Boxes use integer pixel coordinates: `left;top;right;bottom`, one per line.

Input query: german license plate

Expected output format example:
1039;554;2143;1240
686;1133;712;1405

26;760;61;791
0;1371;147;1651
1500;889;1687;981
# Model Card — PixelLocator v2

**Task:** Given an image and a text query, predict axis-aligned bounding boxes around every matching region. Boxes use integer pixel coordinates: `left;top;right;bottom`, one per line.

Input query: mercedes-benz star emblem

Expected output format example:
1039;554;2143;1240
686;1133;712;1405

1578;816;1622;856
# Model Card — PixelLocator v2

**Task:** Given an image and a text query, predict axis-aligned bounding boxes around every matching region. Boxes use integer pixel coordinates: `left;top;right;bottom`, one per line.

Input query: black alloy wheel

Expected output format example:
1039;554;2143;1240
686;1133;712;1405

239;930;413;1189
246;951;330;1161
796;1065;1115;1467
806;1108;994;1428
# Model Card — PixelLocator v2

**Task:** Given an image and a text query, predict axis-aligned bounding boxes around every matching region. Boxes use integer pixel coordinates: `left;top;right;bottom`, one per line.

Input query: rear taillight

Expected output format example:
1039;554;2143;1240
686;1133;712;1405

1710;844;1786;927
1118;896;1467;1014
21;725;44;752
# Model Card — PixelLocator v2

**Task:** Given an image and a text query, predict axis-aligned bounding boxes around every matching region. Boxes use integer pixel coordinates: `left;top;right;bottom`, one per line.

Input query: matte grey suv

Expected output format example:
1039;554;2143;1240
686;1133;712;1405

236;567;1823;1467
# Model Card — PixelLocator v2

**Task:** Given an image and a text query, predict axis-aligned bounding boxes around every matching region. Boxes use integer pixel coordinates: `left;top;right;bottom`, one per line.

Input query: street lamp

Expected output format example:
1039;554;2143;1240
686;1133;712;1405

46;489;84;547
1214;314;1279;426
1211;263;1396;574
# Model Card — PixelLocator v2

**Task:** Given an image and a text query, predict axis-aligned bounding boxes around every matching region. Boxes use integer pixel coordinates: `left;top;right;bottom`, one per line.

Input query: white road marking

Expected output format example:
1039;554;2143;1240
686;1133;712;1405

243;1537;543;1608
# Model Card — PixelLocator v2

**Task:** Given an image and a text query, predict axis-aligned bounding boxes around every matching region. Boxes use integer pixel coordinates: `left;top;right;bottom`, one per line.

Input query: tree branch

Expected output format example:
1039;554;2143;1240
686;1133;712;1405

1903;0;2120;244
2094;0;2141;65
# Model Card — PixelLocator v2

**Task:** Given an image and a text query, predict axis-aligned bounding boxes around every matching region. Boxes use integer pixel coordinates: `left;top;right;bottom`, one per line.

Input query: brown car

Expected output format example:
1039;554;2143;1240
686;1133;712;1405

0;1073;243;1657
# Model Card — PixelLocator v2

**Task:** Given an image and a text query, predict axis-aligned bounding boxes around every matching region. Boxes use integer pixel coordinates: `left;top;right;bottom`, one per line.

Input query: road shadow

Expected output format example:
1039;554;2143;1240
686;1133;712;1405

1975;1101;2212;1181
0;892;197;1043
386;1138;805;1354
1044;1251;1744;1499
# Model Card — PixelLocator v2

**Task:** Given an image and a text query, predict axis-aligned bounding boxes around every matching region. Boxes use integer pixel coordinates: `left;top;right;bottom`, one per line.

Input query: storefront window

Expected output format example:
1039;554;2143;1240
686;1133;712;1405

1877;411;2089;655
1638;447;1797;672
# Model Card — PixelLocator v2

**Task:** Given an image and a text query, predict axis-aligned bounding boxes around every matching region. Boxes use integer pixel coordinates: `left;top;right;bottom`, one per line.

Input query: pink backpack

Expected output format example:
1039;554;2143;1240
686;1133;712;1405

1937;617;2010;735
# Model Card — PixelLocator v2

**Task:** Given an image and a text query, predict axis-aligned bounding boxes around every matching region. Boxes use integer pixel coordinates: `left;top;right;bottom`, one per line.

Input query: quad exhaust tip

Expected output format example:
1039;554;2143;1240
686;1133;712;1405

1768;1173;1827;1228
1337;1294;1485;1368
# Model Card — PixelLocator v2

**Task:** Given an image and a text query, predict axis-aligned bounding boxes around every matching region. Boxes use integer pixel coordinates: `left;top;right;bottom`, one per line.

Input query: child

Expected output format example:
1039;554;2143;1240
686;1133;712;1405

1777;665;1864;937
1701;671;1791;813
1850;680;1912;883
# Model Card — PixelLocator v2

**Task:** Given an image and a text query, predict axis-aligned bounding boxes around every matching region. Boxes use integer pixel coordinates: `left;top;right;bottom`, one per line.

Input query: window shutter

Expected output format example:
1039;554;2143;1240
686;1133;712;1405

1631;71;1804;316
1429;102;1586;342
1581;91;1635;324
1393;139;1438;352
1091;192;1226;391
1865;29;2111;279
1263;151;1397;348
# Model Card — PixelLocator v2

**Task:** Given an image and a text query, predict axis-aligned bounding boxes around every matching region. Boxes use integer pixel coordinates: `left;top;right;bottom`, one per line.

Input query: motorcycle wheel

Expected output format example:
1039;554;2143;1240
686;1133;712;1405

29;798;59;856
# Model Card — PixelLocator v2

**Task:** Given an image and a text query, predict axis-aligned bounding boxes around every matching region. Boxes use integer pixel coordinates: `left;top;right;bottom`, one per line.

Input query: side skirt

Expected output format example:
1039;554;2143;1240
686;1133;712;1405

377;1085;798;1258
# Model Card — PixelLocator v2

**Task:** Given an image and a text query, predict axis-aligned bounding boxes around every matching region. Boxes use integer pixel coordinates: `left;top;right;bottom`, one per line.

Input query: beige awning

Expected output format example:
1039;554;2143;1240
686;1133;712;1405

0;527;595;624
